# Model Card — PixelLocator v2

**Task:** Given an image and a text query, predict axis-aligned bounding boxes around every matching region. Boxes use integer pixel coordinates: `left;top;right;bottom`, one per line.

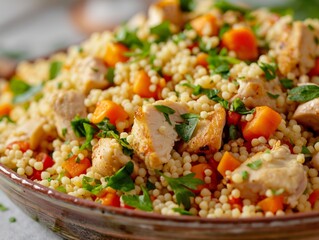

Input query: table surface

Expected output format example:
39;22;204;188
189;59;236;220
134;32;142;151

0;190;61;240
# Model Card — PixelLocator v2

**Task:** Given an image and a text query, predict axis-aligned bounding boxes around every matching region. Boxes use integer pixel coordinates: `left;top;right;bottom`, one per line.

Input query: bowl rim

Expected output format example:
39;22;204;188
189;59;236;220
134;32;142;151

1;162;319;225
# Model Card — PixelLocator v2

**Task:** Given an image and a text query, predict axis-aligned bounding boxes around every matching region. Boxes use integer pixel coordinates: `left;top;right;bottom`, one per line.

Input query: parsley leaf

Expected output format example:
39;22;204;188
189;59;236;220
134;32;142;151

150;21;172;42
219;24;231;38
175;113;199;142
146;180;156;190
71;116;91;138
288;85;319;102
49;61;63;80
173;207;193;215
107;131;134;157
267;92;280;99
229;124;239;140
258;62;277;81
180;0;195;12
9;77;30;95
13;84;43;104
105;67;115;84
230;98;254;115
241;170;249;180
9;217;16;223
159;172;203;209
247;159;262;170
154;105;176;125
214;0;249;14
56;186;67;193
0;203;8;212
279;78;294;89
208;51;240;78
271;188;285;196
106;161;135;192
0;115;14;123
122;186;153;211
115;27;143;48
82;176;103;195
301;146;311;155
80;123;98;150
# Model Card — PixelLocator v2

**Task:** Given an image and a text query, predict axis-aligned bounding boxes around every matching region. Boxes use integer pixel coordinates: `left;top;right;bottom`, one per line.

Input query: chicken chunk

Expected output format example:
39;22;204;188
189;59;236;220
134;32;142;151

70;57;110;94
178;107;226;155
6;118;45;149
233;78;285;113
292;98;319;132
52;90;87;140
92;138;131;177
131;100;188;169
230;144;307;207
148;0;183;28
277;21;317;76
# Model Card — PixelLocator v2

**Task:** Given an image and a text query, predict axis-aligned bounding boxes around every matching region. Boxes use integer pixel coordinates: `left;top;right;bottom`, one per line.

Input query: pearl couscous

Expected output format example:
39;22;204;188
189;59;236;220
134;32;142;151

1;0;319;218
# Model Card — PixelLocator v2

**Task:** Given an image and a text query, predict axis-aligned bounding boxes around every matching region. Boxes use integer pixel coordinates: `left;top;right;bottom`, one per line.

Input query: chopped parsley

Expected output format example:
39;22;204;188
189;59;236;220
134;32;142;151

214;0;249;14
9;217;16;223
150;21;172;42
288;85;319;102
219;24;231;38
280;78;294;89
173;207;193;215
230;98;254;115
82;176;103;195
80;123;98;150
301;146;311;155
241;170;249;180
180;0;195;12
175;113;199;142
0;203;8;212
9;77;43;103
106;161;135;192
105;67;115;84
158;172;203;209
271;188;285;196
154;105;176;125
61;128;67;137
229;124;239;140
122;186;153;211
56;186;67;193
267;92;280;99
70;116;91;138
49;61;63;80
258;62;277;81
0;115;14;123
13;84;43;104
115;27;143;48
247;159;262;170
146;180;156;191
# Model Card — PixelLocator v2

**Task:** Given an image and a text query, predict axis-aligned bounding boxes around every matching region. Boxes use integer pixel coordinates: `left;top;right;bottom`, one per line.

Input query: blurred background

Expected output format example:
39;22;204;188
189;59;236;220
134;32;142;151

0;0;319;77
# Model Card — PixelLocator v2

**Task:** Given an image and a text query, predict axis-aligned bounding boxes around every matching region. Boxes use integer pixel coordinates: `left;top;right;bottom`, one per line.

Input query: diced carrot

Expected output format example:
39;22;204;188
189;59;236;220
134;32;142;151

97;192;121;207
133;70;163;99
190;13;219;37
226;111;241;126
104;43;129;67
221;27;258;60
191;163;218;192
308;189;319;207
91;100;128;125
62;155;91;178
257;195;284;214
242;106;282;142
309;58;319;77
217;151;241;177
196;53;209;68
7;141;30;153
0;103;12;116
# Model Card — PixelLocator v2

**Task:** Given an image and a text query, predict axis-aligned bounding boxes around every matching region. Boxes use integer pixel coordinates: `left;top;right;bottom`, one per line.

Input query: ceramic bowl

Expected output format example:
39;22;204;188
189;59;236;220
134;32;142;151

1;163;319;240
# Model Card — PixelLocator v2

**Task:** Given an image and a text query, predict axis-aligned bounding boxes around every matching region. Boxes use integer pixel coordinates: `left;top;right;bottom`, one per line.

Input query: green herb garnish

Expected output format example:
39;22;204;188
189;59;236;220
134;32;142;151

106;161;135;192
302;146;311;155
288;85;319;102
9;217;16;223
56;186;67;193
80;123;98;150
230;98;254;115
122;186;153;211
49;61;63;80
229;124;239;140
150;21;172;42
280;78;294;89
158;172;203;209
173;207;193;215
175;113;199;142
115;27;143;48
258;62;277;81
214;0;249;14
71;116;91;138
180;0;195;12
247;159;262;170
0;203;8;212
0;115;14;123
267;92;280;99
105;67;115;84
82;176;103;195
271;188;285;196
154;105;176;125
241;170;249;180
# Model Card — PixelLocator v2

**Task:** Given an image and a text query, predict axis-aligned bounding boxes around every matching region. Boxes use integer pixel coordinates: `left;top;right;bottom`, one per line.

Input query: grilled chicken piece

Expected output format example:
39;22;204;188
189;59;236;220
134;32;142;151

92;138;131;177
178;107;226;155
6;118;45;149
148;0;183;28
233;78;285;113
71;57;110;94
52;90;87;140
231;144;307;207
131;100;188;169
292;98;319;132
277;21;317;76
